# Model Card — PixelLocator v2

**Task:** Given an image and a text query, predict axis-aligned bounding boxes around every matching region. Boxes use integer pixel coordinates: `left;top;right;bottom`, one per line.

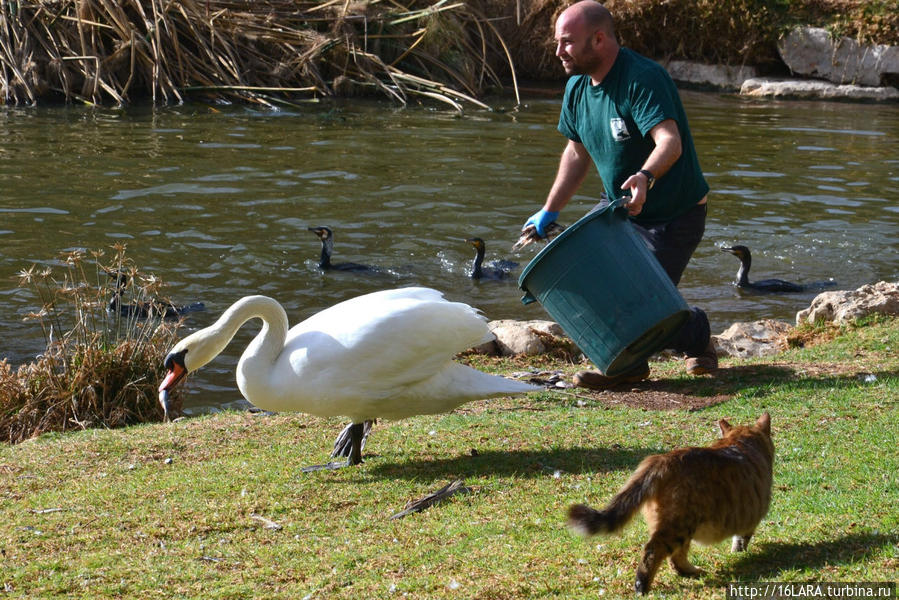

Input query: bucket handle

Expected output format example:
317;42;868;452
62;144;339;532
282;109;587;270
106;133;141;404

608;194;630;215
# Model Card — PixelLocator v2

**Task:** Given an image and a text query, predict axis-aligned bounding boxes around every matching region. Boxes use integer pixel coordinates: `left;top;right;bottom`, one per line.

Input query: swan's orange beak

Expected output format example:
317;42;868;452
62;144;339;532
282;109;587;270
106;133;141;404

159;350;188;422
159;352;187;392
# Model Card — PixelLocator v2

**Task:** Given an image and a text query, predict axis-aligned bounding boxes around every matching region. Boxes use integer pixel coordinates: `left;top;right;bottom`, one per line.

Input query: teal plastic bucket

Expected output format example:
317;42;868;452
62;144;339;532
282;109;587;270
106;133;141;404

518;199;689;376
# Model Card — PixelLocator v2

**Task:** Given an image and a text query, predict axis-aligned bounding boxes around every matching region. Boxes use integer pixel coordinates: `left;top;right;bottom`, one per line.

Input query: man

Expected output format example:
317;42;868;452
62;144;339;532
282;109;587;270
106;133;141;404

524;0;716;390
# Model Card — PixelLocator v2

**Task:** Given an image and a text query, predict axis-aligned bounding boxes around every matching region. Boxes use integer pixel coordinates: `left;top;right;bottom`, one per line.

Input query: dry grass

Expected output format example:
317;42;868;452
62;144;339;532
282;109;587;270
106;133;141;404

0;0;518;109
785;0;899;45
3;0;895;108
0;245;184;444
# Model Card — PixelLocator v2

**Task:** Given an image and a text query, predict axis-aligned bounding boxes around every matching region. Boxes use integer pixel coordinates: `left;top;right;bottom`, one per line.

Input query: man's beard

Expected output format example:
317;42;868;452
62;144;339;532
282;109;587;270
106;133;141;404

562;54;601;76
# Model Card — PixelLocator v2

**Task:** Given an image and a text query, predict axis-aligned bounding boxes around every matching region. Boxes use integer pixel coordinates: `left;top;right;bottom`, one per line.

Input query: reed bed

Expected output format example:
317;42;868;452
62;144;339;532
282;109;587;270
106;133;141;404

0;245;184;444
2;0;894;108
0;0;519;109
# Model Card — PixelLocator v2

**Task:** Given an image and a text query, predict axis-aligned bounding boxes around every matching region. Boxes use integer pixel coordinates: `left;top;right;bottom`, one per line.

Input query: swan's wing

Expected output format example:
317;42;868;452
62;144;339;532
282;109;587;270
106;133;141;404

283;289;491;394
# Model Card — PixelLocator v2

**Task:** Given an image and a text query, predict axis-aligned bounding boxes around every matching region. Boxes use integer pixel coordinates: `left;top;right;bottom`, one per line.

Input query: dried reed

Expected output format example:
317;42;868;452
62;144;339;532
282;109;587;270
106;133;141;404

0;0;519;110
0;244;184;444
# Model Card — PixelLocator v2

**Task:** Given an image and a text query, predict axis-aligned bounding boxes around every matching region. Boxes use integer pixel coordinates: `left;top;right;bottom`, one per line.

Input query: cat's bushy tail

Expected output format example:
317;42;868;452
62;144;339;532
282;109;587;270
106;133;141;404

567;458;660;536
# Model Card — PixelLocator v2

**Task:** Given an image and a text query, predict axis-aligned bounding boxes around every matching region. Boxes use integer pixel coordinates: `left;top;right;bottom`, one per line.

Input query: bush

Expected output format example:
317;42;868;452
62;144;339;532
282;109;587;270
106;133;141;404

0;245;184;444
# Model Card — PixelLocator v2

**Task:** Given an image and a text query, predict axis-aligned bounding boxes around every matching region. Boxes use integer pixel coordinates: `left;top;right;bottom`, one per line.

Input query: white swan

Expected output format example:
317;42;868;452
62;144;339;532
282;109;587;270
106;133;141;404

158;287;538;469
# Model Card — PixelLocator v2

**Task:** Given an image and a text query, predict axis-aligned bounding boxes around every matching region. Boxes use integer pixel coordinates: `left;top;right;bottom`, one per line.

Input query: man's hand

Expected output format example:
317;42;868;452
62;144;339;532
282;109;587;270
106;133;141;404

620;172;650;216
523;209;560;237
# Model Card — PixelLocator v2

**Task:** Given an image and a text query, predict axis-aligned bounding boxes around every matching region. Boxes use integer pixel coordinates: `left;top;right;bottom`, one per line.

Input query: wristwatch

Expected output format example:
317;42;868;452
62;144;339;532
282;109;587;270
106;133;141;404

638;169;655;189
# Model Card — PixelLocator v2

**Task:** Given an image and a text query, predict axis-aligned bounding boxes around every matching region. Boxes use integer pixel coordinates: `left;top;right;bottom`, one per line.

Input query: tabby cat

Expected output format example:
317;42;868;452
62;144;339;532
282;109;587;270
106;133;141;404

568;413;774;594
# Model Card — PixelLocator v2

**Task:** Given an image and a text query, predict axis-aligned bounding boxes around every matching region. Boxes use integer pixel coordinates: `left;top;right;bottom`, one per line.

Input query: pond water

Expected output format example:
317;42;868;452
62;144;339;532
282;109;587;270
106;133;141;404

1;91;897;412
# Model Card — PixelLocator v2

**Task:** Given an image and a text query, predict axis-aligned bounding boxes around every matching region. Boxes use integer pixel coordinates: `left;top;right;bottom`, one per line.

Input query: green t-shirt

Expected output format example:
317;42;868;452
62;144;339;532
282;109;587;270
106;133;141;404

558;47;709;225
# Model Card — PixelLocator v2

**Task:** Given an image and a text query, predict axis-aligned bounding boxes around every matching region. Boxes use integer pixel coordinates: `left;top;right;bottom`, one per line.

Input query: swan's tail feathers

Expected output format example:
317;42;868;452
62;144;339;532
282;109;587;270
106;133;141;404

431;363;539;404
504;376;542;394
568;459;659;536
472;368;540;397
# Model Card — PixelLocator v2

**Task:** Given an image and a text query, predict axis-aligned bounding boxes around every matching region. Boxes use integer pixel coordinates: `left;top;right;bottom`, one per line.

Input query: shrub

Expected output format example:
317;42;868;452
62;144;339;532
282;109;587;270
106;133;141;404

0;245;184;444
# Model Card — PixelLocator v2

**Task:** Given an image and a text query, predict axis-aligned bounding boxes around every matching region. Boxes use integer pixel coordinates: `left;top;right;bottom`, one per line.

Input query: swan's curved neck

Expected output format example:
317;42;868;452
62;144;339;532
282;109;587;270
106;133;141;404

186;296;289;375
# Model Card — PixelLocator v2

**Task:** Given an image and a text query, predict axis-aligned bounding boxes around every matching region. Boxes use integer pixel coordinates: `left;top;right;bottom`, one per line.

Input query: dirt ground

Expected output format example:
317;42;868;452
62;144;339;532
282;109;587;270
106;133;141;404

566;382;731;411
521;355;870;412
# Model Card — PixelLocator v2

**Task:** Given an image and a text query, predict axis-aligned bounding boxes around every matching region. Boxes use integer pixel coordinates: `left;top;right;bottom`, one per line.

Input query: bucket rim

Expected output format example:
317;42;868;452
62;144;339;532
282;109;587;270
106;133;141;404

517;198;627;292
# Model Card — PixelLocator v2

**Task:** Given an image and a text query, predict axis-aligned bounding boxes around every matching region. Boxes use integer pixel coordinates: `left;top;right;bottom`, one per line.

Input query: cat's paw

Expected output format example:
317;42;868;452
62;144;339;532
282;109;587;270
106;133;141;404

731;535;752;552
673;564;703;578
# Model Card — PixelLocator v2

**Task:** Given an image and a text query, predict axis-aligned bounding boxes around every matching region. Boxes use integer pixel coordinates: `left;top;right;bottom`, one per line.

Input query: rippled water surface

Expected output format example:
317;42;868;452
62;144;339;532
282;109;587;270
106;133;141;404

2;92;897;410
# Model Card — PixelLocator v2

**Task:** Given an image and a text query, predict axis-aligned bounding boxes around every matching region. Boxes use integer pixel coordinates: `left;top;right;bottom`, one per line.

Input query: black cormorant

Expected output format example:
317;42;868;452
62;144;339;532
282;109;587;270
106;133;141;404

465;237;518;280
308;226;379;272
722;245;835;293
106;271;205;319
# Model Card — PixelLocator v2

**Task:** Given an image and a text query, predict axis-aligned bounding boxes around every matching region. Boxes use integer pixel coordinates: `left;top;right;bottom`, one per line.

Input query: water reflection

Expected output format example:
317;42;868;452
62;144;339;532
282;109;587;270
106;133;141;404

1;92;897;410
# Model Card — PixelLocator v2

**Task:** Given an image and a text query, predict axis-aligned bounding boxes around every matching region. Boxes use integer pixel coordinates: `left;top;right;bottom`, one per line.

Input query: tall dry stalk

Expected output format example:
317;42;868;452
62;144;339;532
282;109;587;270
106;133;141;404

0;245;184;444
0;0;519;110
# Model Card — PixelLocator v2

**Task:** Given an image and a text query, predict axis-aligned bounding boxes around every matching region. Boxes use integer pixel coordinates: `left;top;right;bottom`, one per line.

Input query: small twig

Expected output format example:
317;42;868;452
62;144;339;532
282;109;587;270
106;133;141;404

389;479;471;520
250;512;283;530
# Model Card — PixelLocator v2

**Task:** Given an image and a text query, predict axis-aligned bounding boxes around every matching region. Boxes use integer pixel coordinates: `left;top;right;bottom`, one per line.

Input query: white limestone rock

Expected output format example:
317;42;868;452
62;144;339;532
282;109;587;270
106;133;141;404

486;319;567;356
778;26;899;87
740;77;899;102
666;60;758;91
713;319;793;358
796;281;899;325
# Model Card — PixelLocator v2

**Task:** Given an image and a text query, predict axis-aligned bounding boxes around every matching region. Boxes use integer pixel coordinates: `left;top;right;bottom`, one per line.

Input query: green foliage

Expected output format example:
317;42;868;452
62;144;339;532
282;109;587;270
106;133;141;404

606;0;898;67
609;0;789;66
782;0;899;45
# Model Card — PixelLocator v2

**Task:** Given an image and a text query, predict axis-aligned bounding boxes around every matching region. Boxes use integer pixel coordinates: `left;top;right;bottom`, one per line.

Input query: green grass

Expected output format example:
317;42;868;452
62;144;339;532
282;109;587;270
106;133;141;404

2;320;897;599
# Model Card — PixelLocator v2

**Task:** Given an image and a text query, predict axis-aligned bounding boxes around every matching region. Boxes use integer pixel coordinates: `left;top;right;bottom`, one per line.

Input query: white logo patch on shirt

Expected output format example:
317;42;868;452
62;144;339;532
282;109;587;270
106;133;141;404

609;118;630;141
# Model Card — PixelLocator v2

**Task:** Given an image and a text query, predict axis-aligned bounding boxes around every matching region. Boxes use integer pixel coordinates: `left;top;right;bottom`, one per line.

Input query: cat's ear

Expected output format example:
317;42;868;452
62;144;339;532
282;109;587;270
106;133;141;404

718;419;732;436
756;412;771;435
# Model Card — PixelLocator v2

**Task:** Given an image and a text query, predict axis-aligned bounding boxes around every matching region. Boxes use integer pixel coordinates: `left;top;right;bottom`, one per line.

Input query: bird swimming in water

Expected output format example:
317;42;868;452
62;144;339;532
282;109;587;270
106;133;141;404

465;237;518;280
158;287;538;470
721;245;836;293
106;271;205;320
308;226;379;272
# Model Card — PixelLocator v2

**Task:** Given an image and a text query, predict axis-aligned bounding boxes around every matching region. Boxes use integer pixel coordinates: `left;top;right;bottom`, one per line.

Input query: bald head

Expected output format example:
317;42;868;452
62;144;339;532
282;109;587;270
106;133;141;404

554;1;618;81
558;1;616;40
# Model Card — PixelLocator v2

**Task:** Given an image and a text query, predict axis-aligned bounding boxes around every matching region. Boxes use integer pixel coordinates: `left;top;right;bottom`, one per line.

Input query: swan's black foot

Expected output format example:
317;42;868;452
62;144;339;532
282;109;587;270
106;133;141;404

303;422;367;473
330;420;373;459
301;459;359;472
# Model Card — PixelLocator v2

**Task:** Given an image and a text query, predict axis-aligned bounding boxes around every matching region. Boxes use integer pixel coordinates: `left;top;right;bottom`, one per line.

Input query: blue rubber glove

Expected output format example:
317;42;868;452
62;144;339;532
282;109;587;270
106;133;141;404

524;209;559;238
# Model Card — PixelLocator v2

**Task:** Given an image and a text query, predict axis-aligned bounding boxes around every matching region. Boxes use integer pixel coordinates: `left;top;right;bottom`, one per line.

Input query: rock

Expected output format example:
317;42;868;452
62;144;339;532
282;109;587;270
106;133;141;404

778;27;899;88
665;60;758;91
796;281;899;325
713;320;793;358
469;338;499;355
487;319;566;356
740;77;899;102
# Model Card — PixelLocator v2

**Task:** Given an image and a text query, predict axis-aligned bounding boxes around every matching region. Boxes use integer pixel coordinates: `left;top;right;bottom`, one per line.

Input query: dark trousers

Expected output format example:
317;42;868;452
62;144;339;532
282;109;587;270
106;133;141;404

631;203;711;358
